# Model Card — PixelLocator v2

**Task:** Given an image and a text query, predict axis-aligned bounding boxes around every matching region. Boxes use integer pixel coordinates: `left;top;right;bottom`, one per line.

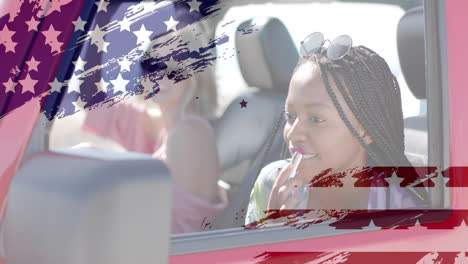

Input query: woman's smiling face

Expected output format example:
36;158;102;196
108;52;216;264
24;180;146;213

284;60;370;182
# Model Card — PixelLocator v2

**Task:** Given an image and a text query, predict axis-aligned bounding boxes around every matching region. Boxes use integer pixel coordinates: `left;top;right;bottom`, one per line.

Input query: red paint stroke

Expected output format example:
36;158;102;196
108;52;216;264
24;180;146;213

296;166;467;187
253;252;467;264
244;209;468;230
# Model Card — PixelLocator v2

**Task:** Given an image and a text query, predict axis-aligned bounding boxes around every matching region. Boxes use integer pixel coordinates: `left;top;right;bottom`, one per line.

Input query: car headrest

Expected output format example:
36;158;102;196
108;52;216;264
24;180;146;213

236;17;299;92
2;149;171;264
216;90;286;171
397;6;426;99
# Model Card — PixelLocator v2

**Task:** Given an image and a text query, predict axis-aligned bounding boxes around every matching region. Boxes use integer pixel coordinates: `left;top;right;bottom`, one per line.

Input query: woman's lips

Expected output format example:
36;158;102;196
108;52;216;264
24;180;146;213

290;147;304;154
289;148;318;160
303;153;318;160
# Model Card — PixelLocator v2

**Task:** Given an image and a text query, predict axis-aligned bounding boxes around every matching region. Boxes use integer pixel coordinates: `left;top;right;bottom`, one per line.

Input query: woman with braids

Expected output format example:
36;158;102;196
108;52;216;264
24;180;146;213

245;33;428;224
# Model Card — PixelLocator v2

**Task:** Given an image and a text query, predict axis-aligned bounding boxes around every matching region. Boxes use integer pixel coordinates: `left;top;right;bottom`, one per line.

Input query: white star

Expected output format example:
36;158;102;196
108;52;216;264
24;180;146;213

73;56;87;72
187;0;202;13
166;56;178;66
89;24;106;45
455;219;467;230
431;172;451;188
410;219;427;230
3;78;17;93
0;24;17;53
89;24;110;53
72;95;87;110
164;16;179;32
45;0;65;16
119;16;132;32
66;74;84;93
119;57;132;72
73;16;87;32
95;0;110;13
385;172;404;187
454;252;468;263
18;73;38;94
26;56;41;72
41;24;62;53
110;74;129;93
140;76;155;93
362;219;380;231
48;77;63;93
25;17;38;32
133;24;152;45
97;39;110;53
95;77;110;94
134;1;161;15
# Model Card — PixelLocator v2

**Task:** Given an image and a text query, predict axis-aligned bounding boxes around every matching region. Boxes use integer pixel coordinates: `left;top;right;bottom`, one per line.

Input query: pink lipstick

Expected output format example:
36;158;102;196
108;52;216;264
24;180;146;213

289;151;304;180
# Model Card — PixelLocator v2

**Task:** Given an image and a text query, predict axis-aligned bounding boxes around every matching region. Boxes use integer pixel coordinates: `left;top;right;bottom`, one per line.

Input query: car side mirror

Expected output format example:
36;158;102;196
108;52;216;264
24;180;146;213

1;148;171;264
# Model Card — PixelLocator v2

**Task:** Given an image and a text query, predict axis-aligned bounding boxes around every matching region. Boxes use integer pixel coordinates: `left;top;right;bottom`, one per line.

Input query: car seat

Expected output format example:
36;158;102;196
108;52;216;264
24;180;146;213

215;16;298;191
212;17;298;229
397;5;428;166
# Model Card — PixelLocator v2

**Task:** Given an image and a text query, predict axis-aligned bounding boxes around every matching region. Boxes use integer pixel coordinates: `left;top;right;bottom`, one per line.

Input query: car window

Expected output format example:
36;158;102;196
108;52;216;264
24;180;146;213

215;2;422;118
49;1;221;151
46;0;447;242
208;0;443;235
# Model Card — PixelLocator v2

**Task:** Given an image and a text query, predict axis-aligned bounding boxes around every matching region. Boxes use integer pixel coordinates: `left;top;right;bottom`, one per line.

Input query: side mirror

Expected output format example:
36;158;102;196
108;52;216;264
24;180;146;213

2;148;171;264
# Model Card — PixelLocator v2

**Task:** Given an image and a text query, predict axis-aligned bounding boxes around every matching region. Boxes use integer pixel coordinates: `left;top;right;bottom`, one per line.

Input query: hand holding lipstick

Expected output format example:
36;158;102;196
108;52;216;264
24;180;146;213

267;154;307;214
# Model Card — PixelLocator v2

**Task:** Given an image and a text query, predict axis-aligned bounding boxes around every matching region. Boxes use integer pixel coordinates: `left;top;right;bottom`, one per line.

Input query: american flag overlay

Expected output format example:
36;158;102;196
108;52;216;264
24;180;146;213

1;0;228;120
2;1;468;264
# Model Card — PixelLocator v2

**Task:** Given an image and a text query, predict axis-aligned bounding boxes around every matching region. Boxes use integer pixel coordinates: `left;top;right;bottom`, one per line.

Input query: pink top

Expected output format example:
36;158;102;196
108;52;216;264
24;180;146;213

82;101;228;234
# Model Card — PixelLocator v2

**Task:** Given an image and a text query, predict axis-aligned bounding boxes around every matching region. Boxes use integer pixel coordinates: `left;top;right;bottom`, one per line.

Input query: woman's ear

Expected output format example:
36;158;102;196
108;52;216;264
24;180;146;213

359;130;373;145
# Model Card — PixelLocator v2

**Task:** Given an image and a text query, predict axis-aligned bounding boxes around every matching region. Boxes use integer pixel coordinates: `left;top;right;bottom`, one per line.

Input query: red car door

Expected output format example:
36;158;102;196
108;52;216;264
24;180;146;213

169;1;468;262
1;0;468;263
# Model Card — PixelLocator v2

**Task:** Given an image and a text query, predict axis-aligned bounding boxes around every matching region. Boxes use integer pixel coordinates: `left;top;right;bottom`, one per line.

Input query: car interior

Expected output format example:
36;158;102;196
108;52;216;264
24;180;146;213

215;3;429;229
1;0;433;263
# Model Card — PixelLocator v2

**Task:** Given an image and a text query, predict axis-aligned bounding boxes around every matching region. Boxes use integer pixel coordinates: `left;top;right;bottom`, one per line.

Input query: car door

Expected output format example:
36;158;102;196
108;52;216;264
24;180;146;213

1;0;467;263
169;0;468;262
0;1;174;264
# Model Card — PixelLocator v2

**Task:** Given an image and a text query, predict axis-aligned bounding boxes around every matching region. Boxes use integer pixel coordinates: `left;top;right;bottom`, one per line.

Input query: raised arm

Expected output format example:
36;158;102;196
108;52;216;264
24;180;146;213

81;100;157;153
165;115;220;203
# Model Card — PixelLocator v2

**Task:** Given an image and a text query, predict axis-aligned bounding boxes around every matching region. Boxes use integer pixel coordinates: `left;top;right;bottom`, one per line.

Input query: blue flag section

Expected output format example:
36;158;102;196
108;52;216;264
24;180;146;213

2;0;228;120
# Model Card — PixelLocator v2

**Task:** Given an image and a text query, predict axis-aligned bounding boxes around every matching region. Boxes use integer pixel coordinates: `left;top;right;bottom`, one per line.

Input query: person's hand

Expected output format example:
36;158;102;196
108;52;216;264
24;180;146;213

267;163;304;214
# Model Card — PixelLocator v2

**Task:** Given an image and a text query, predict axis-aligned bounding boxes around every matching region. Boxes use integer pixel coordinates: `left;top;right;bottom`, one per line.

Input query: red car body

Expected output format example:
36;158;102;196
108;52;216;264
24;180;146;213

0;0;467;263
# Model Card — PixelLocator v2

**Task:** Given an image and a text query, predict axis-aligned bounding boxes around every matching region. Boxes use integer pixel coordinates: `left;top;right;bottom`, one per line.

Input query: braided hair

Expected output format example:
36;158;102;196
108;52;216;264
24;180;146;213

306;46;427;204
258;45;428;206
300;46;407;168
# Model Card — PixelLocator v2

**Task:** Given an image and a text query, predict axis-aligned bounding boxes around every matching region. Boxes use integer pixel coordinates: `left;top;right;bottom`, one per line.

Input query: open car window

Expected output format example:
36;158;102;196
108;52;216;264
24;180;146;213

43;0;450;251
173;0;451;253
215;1;423;119
1;0;461;263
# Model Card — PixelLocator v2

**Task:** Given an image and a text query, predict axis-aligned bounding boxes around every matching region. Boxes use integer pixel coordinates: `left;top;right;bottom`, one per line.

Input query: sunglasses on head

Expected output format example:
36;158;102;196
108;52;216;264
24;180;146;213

300;32;353;60
300;32;379;82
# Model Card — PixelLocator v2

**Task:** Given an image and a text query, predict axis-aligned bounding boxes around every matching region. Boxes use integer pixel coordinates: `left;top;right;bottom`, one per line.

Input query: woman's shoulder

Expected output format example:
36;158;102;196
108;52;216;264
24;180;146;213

246;159;289;224
261;159;290;175
257;159;290;186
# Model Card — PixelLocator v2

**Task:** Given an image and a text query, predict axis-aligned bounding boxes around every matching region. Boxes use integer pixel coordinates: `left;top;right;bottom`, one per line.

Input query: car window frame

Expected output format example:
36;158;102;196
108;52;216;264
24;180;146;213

18;0;450;255
170;0;451;255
